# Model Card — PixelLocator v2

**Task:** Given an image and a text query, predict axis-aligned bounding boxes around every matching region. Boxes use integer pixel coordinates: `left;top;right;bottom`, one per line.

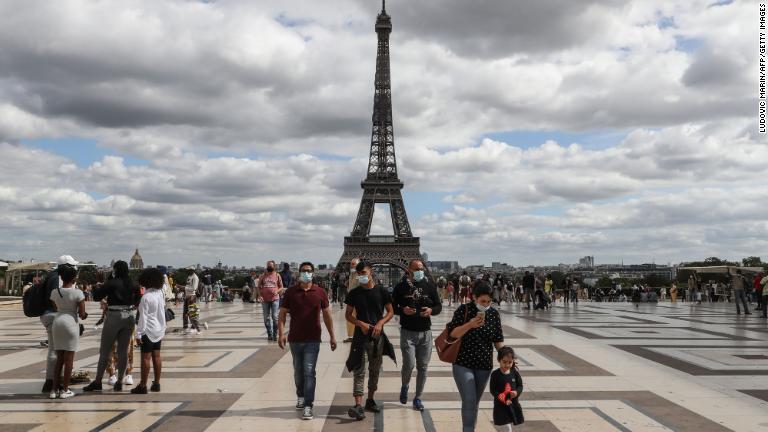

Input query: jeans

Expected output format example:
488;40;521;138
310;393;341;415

183;299;189;328
290;342;320;407
40;313;56;380
400;328;433;399
353;336;384;397
734;290;749;314
762;294;768;317
94;310;136;383
262;300;279;338
452;364;492;432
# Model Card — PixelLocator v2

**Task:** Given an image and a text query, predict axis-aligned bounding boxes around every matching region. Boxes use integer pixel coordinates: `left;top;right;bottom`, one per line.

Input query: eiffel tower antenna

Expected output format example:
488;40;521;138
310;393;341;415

337;2;422;275
382;0;386;13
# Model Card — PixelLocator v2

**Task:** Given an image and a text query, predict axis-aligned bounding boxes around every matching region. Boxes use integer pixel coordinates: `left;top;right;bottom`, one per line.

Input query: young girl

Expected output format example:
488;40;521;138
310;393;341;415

131;268;167;394
489;346;524;431
50;264;88;399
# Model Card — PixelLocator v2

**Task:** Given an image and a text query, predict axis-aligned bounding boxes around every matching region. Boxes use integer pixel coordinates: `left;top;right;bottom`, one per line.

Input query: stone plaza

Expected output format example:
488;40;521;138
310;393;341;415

1;299;768;431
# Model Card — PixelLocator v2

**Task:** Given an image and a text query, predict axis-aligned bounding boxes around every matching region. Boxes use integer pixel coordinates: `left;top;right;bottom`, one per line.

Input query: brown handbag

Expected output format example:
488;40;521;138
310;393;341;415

434;306;469;363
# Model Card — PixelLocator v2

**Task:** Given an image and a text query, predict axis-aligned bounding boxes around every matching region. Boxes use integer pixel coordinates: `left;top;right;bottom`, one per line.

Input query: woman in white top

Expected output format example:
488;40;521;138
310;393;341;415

131;268;167;394
49;264;87;399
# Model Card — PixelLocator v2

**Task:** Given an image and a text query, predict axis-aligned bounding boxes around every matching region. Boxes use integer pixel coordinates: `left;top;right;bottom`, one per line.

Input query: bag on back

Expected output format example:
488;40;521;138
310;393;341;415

23;276;51;317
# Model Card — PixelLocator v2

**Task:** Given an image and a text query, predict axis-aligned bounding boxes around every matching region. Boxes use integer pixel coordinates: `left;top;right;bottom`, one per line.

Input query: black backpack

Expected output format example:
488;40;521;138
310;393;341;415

23;273;54;317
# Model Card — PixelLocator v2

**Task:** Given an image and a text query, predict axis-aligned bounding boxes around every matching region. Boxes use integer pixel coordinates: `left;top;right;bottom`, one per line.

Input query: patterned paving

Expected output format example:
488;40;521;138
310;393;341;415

2;299;768;431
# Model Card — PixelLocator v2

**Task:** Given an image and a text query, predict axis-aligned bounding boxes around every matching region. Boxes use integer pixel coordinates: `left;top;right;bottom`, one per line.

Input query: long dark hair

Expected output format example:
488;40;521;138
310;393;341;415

112;260;131;291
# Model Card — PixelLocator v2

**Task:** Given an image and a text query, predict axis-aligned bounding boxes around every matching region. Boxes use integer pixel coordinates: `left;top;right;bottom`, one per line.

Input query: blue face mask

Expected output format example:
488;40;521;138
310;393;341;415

300;272;313;283
413;270;425;282
358;275;370;286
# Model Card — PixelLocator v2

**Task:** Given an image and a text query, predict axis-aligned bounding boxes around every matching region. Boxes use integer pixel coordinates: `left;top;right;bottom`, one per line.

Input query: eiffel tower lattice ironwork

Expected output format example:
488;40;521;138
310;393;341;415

337;1;422;271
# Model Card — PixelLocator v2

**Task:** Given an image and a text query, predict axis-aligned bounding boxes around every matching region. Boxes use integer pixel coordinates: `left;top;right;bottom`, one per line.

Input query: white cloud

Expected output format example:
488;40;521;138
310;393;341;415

0;0;762;266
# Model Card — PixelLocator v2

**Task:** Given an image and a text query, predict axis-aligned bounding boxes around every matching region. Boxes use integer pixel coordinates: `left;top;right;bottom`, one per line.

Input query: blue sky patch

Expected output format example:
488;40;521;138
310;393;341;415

23;137;148;168
483;129;629;150
674;36;703;53
275;13;313;28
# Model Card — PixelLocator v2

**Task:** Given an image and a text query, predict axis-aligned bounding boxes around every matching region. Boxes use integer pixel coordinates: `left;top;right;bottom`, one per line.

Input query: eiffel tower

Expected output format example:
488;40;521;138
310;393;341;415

337;0;422;273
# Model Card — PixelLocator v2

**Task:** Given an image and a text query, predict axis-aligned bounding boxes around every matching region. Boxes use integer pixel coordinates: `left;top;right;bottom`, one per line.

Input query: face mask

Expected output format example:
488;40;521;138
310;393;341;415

413;270;425;282
476;304;491;312
358;275;370;285
267;267;275;272
300;272;313;283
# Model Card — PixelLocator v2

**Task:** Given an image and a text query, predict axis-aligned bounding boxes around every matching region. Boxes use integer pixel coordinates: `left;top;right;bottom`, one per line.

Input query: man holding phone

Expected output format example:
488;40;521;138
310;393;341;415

392;259;442;411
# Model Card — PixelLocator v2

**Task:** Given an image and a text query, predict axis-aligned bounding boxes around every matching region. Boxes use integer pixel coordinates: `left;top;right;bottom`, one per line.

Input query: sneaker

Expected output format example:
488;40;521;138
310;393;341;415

107;375;118;385
302;406;314;420
399;385;408;404
130;385;148;394
150;382;161;392
364;399;380;413
296;397;305;409
113;382;123;392
204;322;209;330
123;375;133;385
49;391;58;399
347;405;365;420
413;398;424;412
41;379;53;393
82;381;103;392
59;389;75;399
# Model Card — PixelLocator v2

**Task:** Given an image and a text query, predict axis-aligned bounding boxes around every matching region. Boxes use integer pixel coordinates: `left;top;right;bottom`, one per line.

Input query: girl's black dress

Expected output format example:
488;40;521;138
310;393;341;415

489;368;524;426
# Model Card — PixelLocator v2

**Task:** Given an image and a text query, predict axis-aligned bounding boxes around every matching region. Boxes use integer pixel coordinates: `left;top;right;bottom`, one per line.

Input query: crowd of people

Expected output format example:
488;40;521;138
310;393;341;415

25;253;768;431
28;256;167;399
276;257;523;431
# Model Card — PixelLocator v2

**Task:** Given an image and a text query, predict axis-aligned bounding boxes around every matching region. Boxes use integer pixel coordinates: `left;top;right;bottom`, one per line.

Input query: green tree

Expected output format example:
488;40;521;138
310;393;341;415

642;274;670;287
595;276;613;288
77;265;99;285
742;256;764;267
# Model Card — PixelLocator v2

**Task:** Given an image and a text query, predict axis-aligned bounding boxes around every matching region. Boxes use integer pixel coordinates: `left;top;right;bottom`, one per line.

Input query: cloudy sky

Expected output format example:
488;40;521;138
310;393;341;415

0;0;763;268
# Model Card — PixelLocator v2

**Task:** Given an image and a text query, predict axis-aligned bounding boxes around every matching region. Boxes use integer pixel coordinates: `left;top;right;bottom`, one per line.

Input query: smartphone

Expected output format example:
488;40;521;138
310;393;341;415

477;310;486;320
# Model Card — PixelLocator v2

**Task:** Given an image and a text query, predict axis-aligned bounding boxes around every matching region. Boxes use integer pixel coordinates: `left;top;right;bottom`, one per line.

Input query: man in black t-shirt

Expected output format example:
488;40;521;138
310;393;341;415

344;261;394;420
522;271;535;310
392;259;441;411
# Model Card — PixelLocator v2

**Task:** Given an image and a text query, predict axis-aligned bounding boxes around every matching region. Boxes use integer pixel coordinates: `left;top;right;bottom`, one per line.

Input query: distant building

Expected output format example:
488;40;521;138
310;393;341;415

129;249;144;269
464;265;486;274
428;261;460;273
491;262;514;273
578;256;595;268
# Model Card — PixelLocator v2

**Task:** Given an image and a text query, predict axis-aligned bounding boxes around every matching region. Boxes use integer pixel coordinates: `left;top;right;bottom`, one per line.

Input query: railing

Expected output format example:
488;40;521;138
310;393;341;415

345;236;420;245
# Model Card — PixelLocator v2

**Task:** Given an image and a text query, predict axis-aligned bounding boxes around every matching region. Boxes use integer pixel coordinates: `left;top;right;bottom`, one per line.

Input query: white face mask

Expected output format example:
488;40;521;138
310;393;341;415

358;275;370;285
476;304;491;312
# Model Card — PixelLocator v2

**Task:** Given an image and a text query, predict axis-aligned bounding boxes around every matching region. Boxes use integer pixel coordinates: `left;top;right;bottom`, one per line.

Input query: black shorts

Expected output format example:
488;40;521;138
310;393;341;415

140;335;162;353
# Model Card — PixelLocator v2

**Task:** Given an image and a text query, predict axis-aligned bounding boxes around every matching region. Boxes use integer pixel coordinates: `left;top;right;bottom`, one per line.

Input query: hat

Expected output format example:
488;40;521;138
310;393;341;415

57;255;80;267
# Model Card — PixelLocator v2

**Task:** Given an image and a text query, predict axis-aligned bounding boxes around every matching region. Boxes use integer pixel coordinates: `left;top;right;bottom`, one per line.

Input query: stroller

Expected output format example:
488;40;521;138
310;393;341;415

533;289;550;310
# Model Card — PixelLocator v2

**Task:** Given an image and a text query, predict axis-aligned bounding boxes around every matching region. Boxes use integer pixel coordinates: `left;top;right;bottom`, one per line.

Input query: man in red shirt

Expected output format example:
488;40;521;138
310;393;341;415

756;273;764;311
278;262;337;421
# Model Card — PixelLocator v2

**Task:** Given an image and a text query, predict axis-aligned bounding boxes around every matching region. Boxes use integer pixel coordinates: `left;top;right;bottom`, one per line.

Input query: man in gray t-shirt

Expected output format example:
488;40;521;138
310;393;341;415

731;269;750;315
